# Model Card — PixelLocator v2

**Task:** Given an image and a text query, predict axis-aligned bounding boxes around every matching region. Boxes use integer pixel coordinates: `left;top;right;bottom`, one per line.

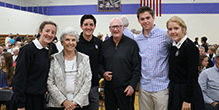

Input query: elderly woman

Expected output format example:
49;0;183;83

47;27;92;110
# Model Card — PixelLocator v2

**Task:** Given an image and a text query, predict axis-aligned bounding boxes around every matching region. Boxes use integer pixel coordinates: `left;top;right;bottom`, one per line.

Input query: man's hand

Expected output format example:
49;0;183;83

181;101;191;110
211;102;218;107
124;85;134;96
103;71;112;81
63;100;77;110
18;108;25;110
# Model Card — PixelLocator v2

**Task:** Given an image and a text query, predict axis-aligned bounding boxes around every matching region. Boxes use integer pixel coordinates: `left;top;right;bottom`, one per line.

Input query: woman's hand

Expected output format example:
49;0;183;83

18;108;25;110
63;100;77;110
181;101;191;110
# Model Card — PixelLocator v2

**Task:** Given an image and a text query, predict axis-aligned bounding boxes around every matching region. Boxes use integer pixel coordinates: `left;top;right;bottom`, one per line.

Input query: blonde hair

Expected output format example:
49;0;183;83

208;46;216;53
166;16;187;36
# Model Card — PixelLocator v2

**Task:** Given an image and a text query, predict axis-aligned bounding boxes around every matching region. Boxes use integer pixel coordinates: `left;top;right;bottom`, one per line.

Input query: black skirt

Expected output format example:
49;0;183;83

9;93;45;110
168;81;206;110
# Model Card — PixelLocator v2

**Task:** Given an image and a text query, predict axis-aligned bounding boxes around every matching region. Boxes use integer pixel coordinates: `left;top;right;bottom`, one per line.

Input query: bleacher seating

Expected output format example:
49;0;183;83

0;34;34;44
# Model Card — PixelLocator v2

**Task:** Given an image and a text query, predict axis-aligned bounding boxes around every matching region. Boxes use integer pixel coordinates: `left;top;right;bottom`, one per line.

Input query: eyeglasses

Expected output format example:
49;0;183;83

109;25;123;30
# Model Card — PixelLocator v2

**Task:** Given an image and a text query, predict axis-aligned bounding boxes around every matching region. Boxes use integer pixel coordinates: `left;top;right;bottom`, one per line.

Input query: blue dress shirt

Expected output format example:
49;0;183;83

123;27;134;39
134;25;172;92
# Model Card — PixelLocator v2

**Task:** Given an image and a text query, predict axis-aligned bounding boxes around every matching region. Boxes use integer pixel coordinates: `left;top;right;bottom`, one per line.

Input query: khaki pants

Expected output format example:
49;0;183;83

139;86;169;110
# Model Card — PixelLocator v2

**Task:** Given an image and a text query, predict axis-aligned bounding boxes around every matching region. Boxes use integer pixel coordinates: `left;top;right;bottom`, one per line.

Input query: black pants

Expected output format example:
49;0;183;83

83;86;99;110
45;107;83;110
205;103;218;110
10;93;45;110
104;86;135;110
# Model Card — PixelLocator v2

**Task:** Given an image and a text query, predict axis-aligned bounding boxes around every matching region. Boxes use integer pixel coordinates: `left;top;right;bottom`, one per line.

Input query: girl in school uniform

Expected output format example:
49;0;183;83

11;21;58;110
166;16;206;110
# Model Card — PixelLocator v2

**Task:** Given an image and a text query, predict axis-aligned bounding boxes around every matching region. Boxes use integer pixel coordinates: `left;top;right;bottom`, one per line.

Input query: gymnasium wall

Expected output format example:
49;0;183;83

0;0;218;44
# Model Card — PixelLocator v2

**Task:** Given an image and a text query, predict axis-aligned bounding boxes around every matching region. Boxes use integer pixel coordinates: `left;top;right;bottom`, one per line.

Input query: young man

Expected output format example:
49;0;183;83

134;6;172;110
76;14;102;110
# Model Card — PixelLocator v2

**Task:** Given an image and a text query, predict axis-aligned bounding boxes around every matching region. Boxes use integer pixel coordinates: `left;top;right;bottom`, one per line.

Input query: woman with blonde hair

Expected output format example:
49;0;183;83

167;16;206;110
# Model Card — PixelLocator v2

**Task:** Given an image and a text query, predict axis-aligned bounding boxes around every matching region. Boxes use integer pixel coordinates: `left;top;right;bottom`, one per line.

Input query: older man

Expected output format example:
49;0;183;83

120;15;135;39
199;53;219;110
99;18;141;110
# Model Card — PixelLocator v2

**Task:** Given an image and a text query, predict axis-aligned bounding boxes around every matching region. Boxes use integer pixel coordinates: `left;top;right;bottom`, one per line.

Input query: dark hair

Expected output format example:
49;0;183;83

97;35;103;39
198;54;208;74
137;6;154;19
0;44;5;46
80;14;96;26
36;34;40;39
195;37;198;41
38;21;57;58
1;52;14;85
201;36;207;43
38;21;57;36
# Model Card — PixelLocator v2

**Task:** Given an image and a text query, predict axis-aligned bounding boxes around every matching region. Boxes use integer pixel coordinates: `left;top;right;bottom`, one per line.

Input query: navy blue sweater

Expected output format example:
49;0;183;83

169;38;199;102
13;42;57;108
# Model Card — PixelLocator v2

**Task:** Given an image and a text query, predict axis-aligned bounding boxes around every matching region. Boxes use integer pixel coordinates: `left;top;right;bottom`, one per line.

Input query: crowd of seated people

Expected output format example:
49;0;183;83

195;36;218;110
0;33;34;108
0;33;218;110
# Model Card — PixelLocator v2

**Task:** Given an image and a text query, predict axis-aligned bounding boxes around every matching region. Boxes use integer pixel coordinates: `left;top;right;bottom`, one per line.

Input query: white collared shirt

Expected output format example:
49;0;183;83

33;39;49;50
172;35;188;49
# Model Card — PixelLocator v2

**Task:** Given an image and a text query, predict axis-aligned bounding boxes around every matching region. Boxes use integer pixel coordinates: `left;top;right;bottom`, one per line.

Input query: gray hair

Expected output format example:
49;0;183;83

60;26;79;42
216;53;219;60
13;47;19;52
109;17;124;26
199;46;205;52
16;41;22;45
120;15;129;27
216;48;219;54
214;53;219;63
